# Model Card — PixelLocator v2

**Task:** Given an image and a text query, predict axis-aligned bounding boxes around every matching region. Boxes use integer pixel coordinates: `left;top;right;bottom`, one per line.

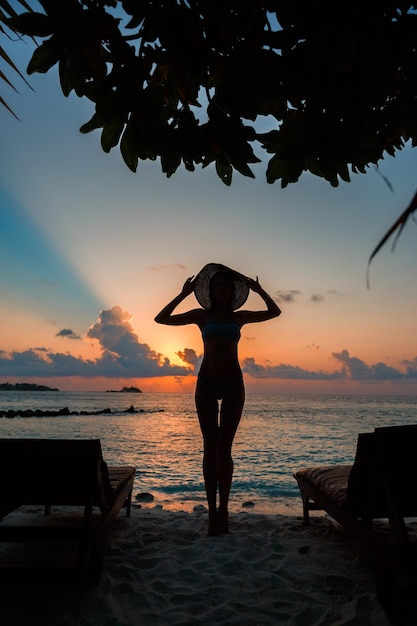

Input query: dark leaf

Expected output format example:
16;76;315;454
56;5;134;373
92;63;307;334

305;158;325;178
6;11;53;36
101;115;126;152
229;157;255;179
63;51;91;98
120;120;138;172
318;160;339;187
215;160;232;186
59;54;73;97
266;154;285;184
80;112;107;134
257;130;281;153
284;157;304;184
337;162;351;183
27;42;59;74
161;148;181;178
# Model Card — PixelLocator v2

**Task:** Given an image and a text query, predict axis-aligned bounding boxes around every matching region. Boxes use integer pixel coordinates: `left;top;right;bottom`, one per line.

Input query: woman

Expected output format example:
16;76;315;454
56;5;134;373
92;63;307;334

155;263;281;535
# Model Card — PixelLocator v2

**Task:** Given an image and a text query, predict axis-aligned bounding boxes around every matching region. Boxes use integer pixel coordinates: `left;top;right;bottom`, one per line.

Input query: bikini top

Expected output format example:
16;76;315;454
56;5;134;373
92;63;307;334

201;321;241;342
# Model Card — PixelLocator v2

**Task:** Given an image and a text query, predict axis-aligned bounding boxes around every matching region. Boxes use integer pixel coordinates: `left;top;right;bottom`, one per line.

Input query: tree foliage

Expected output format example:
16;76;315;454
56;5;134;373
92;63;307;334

3;1;417;253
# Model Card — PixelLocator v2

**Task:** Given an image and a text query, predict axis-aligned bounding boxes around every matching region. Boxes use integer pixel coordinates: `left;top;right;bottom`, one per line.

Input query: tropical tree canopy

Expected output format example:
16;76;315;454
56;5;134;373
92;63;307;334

3;1;417;252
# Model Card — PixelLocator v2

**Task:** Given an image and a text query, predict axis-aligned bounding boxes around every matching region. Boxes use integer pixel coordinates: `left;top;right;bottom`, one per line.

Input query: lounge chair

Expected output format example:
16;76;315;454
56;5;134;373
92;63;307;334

0;438;136;587
293;424;417;614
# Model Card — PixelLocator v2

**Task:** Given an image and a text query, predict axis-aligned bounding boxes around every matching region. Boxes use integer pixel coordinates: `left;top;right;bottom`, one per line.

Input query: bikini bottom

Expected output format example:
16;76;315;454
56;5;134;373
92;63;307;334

196;373;244;401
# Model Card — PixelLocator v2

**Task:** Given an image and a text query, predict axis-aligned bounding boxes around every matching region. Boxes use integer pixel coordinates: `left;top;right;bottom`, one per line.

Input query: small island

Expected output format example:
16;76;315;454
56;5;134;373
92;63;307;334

106;386;142;393
0;382;59;391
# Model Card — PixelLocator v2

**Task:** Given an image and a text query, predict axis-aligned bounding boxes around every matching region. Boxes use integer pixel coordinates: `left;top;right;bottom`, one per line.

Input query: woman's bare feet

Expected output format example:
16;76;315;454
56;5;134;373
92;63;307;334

207;511;219;536
217;507;230;534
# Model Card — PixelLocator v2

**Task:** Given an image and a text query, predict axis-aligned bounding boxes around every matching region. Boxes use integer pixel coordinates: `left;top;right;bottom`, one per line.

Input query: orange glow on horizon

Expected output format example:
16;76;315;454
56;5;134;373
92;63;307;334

2;375;417;396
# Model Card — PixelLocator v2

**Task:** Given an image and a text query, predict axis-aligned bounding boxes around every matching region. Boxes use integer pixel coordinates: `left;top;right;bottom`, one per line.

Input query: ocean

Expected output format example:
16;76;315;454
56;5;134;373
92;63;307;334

1;391;416;513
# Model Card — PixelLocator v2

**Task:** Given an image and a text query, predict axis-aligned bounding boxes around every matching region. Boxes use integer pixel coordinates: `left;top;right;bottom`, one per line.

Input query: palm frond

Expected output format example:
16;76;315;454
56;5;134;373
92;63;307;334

0;0;34;117
367;189;417;287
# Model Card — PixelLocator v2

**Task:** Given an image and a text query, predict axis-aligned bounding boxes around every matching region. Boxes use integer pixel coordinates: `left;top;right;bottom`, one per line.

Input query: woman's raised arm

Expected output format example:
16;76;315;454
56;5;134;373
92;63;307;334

237;277;281;325
154;276;202;326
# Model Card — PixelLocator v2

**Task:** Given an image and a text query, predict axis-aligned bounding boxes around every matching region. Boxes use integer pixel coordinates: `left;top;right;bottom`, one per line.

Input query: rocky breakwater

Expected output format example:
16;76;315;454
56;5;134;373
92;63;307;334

0;406;149;418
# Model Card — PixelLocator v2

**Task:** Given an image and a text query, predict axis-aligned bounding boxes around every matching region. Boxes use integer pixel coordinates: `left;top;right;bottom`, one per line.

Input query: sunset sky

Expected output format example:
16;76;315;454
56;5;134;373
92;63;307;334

1;29;417;395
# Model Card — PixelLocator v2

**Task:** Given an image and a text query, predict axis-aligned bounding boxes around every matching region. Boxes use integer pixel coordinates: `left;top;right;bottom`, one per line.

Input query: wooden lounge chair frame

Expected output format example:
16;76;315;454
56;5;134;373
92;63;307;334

0;438;136;587
294;424;417;613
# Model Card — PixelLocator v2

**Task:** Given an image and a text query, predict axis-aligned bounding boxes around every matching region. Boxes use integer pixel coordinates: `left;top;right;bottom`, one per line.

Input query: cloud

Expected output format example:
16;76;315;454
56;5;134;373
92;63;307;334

176;348;202;371
310;294;324;303
0;306;191;379
242;349;417;381
401;357;417;378
332;350;409;380
276;290;300;303
56;328;81;340
275;289;336;304
304;343;321;351
86;306;140;355
148;264;186;271
242;357;343;380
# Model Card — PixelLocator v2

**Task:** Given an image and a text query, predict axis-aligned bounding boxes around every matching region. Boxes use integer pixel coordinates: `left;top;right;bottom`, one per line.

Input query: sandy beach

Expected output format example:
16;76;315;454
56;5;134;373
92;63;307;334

0;499;405;626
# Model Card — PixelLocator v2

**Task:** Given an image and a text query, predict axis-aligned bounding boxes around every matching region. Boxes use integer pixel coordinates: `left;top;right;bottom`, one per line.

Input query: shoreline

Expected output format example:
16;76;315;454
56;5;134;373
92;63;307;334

137;494;303;517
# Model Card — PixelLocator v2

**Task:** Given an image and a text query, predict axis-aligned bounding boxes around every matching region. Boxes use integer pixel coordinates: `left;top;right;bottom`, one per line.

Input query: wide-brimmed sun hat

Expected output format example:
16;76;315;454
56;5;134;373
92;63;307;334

194;263;249;310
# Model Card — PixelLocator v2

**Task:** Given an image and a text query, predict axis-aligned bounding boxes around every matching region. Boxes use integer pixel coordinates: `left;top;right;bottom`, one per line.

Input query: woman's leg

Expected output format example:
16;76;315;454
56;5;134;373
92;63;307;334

195;382;220;535
217;381;245;532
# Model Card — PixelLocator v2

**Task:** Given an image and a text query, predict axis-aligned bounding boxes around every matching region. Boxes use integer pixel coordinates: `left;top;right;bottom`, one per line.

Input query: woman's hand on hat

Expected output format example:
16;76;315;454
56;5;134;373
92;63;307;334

181;276;196;296
246;276;262;293
246;276;277;307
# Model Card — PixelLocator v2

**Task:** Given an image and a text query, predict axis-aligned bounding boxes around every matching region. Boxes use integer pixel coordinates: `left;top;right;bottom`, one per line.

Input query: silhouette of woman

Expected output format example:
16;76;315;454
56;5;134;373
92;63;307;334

155;263;281;535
